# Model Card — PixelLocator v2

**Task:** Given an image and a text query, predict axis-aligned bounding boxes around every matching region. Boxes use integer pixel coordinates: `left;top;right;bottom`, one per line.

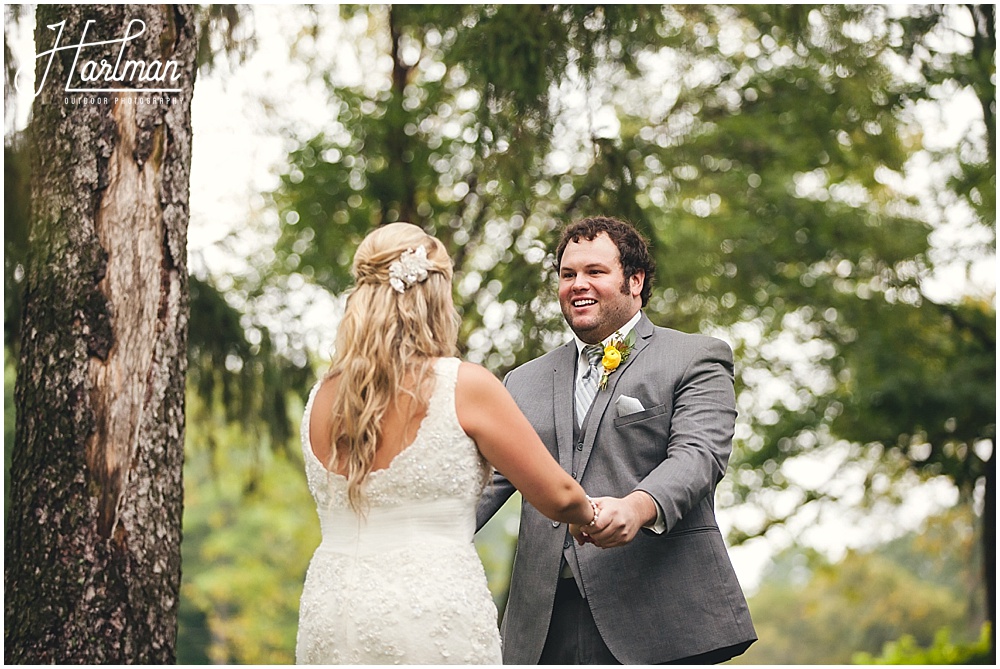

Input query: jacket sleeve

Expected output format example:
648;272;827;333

633;336;737;533
476;470;516;532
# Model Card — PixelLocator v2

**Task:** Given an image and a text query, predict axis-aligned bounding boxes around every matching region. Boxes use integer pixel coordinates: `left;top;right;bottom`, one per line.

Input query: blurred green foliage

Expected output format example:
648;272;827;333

734;505;986;664
854;623;993;664
178;387;316;664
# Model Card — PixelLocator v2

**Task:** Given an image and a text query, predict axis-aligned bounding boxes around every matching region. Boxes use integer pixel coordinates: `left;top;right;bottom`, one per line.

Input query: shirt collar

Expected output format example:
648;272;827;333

573;310;642;356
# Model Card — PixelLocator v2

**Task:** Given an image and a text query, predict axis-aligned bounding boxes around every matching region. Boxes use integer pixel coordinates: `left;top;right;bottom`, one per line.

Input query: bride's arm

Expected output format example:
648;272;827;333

456;362;596;528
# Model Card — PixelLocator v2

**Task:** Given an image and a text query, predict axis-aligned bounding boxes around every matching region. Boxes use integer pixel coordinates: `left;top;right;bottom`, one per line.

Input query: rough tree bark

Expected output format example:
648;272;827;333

4;5;196;663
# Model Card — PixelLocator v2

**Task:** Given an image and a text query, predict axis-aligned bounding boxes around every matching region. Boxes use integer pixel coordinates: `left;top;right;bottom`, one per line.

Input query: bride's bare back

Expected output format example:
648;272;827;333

308;372;431;476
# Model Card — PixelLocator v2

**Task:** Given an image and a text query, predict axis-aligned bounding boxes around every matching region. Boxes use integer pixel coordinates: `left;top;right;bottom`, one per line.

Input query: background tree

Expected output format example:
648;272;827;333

4;5;197;662
4;5;304;662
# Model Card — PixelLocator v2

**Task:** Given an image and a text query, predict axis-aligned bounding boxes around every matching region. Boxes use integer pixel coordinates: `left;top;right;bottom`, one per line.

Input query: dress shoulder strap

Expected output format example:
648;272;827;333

433;356;461;381
431;357;460;401
430;357;463;427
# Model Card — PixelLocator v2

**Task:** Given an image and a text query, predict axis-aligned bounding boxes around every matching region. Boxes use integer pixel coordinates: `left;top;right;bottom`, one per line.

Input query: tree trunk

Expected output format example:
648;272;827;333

386;5;418;225
4;5;196;663
985;445;996;661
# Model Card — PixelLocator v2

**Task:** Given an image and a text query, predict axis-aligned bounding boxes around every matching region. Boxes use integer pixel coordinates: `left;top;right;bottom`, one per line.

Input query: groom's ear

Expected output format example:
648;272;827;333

628;270;645;298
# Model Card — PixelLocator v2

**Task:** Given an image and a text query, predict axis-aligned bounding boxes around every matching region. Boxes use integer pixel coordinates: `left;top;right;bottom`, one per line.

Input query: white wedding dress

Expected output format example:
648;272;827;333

295;357;503;664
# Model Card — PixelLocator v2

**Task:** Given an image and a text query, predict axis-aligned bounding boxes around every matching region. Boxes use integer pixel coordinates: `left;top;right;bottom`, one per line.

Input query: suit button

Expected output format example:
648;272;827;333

563;540;572;549
551;521;559;528
576;443;583;451
572;471;577;479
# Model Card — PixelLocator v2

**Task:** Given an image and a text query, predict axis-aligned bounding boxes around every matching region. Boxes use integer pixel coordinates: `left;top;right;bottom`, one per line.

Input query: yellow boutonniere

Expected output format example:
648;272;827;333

598;330;636;390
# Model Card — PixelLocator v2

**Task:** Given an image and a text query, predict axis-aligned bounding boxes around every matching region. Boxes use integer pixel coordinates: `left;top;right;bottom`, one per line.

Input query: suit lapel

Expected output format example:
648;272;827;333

578;313;655;476
552;342;578;471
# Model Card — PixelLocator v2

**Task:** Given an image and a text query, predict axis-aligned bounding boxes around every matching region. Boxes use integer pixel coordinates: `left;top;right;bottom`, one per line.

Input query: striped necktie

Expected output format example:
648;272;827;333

575;344;605;428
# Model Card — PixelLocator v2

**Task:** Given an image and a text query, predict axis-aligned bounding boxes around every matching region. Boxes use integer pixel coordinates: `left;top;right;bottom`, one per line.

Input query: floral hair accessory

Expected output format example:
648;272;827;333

387;246;430;293
598;329;636;390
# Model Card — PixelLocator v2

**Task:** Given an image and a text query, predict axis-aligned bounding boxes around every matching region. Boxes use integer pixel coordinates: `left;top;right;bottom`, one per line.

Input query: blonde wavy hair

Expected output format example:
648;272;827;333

325;223;459;512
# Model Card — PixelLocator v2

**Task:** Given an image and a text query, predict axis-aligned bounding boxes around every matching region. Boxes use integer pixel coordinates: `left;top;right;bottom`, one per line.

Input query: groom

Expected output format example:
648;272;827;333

477;216;756;664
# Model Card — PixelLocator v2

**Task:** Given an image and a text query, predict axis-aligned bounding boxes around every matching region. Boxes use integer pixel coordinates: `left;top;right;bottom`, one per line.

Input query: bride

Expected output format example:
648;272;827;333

295;223;600;664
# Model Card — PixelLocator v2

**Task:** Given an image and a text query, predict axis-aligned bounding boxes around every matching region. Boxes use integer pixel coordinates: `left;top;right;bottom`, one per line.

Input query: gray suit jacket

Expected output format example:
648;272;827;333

477;313;756;664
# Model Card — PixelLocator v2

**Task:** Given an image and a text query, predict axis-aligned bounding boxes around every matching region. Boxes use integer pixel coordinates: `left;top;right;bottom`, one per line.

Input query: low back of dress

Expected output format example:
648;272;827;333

295;357;502;664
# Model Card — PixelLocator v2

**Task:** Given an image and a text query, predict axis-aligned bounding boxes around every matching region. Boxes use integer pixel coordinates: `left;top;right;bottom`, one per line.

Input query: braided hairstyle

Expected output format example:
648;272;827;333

325;223;459;512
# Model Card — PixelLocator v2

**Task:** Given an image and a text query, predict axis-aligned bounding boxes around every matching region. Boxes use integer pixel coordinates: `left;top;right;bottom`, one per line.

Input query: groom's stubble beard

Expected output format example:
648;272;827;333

562;276;638;344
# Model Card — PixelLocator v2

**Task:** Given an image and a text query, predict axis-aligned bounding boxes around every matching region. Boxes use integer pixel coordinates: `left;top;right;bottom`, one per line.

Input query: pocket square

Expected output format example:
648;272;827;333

615;394;645;417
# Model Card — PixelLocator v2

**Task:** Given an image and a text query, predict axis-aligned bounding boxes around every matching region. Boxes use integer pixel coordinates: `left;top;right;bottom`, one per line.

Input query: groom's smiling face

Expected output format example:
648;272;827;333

558;232;643;344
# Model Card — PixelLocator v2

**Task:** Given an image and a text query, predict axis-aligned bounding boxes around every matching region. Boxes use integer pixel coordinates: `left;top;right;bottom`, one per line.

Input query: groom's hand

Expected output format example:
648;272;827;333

585;492;657;548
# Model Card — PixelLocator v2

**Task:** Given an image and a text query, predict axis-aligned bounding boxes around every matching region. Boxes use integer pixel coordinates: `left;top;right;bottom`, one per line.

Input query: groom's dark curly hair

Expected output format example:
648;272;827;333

554;216;656;307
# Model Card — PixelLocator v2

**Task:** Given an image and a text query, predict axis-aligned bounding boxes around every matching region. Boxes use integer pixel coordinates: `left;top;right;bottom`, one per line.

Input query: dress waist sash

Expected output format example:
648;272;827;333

316;497;475;555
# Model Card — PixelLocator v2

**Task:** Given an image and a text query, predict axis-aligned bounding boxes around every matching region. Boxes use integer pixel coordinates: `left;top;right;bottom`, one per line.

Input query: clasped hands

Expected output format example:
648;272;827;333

568;491;656;549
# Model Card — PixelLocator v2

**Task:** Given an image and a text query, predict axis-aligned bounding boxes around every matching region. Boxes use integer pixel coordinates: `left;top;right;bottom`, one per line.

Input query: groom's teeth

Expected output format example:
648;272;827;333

574;299;597;307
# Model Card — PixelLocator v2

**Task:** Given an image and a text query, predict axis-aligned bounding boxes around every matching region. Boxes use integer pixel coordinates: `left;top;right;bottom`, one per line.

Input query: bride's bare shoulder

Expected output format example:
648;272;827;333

455;361;513;433
308;374;340;455
312;373;341;409
456;361;502;393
